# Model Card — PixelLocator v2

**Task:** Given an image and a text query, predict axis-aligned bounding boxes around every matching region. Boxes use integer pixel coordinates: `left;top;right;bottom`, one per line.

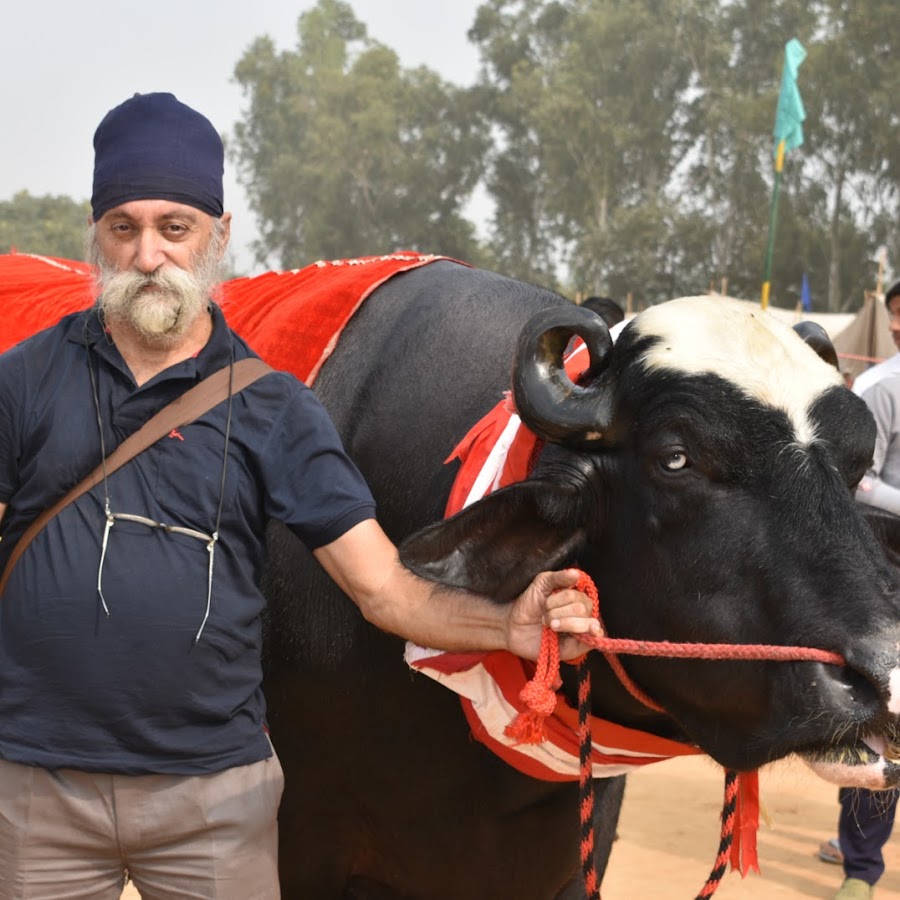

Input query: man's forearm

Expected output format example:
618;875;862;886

359;564;510;652
312;518;597;659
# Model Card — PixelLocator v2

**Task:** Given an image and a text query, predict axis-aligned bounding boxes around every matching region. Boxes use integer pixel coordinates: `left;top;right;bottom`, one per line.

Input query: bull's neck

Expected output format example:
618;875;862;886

558;658;688;743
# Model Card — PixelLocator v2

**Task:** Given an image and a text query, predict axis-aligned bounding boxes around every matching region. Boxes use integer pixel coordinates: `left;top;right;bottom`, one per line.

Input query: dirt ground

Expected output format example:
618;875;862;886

120;754;900;899
602;755;900;899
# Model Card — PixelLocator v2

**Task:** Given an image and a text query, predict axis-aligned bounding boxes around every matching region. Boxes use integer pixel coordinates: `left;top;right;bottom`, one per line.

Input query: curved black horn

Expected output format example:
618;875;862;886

511;305;615;446
793;321;839;370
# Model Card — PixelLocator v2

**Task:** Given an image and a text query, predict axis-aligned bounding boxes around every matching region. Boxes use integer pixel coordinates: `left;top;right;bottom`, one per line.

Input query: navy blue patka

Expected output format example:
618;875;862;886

0;305;376;775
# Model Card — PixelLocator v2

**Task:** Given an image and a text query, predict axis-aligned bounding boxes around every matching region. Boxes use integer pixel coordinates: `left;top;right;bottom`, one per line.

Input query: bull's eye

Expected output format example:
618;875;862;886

660;450;689;472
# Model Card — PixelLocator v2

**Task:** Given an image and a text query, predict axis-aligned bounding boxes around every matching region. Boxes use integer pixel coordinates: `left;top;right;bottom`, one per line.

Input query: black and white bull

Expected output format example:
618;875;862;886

260;260;900;899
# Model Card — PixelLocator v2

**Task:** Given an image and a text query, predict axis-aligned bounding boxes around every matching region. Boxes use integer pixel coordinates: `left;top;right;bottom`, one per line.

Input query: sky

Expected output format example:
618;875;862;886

2;1;483;273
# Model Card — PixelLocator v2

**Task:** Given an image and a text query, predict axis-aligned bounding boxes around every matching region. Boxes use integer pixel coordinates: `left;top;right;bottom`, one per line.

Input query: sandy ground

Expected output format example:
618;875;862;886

119;754;900;899
602;755;900;899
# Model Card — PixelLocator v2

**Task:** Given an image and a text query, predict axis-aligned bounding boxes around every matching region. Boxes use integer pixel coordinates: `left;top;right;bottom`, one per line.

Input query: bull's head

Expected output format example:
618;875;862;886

401;297;900;790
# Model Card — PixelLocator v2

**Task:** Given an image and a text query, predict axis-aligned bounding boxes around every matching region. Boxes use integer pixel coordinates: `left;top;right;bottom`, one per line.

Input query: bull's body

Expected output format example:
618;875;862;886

262;262;615;898
260;260;900;899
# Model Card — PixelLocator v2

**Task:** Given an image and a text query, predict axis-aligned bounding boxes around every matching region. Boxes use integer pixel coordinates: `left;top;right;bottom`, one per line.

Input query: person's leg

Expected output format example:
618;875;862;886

0;758;127;900
120;749;284;900
839;786;897;885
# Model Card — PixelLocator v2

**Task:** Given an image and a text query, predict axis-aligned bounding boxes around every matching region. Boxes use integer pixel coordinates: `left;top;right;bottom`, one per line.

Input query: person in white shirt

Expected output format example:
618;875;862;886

851;280;900;396
824;278;900;900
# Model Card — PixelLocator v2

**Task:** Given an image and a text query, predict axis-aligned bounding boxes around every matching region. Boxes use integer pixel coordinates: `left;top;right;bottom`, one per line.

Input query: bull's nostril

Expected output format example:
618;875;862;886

841;634;900;715
839;666;880;703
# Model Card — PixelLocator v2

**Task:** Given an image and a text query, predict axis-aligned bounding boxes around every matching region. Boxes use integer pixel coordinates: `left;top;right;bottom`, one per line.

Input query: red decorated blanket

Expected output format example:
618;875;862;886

220;253;458;383
0;251;457;383
0;253;95;353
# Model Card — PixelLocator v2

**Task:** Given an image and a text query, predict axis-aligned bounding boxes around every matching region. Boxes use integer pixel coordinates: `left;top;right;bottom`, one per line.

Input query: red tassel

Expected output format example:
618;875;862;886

505;573;598;746
504;616;561;744
505;707;553;744
730;770;761;876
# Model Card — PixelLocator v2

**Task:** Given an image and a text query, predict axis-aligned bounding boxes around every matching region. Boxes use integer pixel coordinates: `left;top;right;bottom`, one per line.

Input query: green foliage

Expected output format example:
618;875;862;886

229;0;899;310
798;0;900;308
231;0;491;269
0;191;89;260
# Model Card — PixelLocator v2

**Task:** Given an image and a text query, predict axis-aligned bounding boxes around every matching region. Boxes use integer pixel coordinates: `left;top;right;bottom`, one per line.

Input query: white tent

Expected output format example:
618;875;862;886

829;291;894;383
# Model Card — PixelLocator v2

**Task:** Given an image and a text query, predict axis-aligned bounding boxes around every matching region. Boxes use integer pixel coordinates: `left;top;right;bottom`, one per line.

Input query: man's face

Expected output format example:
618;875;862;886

888;295;900;353
90;199;231;346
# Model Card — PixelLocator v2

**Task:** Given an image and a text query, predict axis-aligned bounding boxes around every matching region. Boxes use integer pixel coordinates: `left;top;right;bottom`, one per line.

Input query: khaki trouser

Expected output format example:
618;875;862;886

0;748;283;900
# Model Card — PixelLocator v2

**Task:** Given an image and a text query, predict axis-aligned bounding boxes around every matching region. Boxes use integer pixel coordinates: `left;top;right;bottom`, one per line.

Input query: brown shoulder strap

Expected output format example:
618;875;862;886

0;357;274;597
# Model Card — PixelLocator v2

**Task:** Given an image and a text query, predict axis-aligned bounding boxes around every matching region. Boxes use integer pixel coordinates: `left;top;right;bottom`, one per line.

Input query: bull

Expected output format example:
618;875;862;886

259;259;900;899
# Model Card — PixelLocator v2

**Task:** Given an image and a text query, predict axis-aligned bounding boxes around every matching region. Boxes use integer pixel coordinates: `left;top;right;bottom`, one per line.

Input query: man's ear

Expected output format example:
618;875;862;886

217;212;232;259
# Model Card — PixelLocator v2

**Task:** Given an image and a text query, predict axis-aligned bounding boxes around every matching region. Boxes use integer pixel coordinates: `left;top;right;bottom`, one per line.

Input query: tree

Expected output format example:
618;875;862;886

800;0;900;308
470;0;697;299
231;0;491;269
229;0;900;305
0;191;90;260
673;0;898;309
669;0;812;301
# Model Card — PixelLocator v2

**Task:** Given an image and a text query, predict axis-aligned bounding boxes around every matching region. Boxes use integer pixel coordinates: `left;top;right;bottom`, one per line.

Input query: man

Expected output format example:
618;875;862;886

0;93;599;900
851;280;900;397
856;280;900;515
824;280;900;900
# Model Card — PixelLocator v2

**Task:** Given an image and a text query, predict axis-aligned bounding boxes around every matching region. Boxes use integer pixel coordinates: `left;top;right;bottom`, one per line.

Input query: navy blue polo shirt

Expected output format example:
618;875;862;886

0;305;376;774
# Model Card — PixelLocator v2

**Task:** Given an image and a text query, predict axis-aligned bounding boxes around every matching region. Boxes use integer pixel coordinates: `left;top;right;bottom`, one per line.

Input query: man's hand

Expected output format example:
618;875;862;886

507;569;602;661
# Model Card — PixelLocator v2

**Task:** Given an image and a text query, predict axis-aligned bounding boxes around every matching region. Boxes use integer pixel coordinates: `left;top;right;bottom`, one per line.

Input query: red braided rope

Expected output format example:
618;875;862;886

576;577;601;899
581;634;845;663
578;660;598;898
580;630;844;715
695;770;740;899
505;619;563;744
505;571;847;900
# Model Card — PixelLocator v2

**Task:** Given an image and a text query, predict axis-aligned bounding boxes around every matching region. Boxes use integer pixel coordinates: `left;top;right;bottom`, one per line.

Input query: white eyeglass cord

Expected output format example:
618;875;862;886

87;334;235;643
199;532;218;644
97;503;113;617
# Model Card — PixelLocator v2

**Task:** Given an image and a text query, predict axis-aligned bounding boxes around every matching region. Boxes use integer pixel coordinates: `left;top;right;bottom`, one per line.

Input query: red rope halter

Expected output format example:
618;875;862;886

506;572;847;900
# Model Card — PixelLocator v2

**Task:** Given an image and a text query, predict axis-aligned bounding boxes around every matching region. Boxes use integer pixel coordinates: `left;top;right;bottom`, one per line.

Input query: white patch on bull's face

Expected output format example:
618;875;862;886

633;297;844;444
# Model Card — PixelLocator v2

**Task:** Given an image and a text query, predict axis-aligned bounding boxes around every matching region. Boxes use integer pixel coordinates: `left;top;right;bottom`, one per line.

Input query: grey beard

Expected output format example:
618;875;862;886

88;230;224;348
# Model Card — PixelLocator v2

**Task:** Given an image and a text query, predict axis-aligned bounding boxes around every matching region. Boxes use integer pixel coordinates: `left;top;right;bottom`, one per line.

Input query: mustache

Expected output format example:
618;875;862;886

92;259;215;346
96;265;201;298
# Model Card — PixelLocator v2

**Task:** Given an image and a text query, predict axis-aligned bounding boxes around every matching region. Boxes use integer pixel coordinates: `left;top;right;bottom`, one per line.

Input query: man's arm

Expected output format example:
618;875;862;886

0;502;5;525
313;518;600;662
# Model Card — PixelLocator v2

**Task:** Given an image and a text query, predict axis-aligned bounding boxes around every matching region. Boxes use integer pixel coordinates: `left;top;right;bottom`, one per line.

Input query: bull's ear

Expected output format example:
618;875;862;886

861;505;900;570
399;481;586;603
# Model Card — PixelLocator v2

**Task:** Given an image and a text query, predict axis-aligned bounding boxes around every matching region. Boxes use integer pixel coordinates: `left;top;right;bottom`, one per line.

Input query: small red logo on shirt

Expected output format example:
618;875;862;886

168;428;185;442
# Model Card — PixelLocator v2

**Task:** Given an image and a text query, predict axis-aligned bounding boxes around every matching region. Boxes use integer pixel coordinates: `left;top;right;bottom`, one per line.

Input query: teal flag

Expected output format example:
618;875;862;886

773;38;807;155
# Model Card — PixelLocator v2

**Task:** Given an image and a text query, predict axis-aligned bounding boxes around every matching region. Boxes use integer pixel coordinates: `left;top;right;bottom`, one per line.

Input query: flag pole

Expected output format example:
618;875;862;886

761;139;786;311
761;38;806;311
